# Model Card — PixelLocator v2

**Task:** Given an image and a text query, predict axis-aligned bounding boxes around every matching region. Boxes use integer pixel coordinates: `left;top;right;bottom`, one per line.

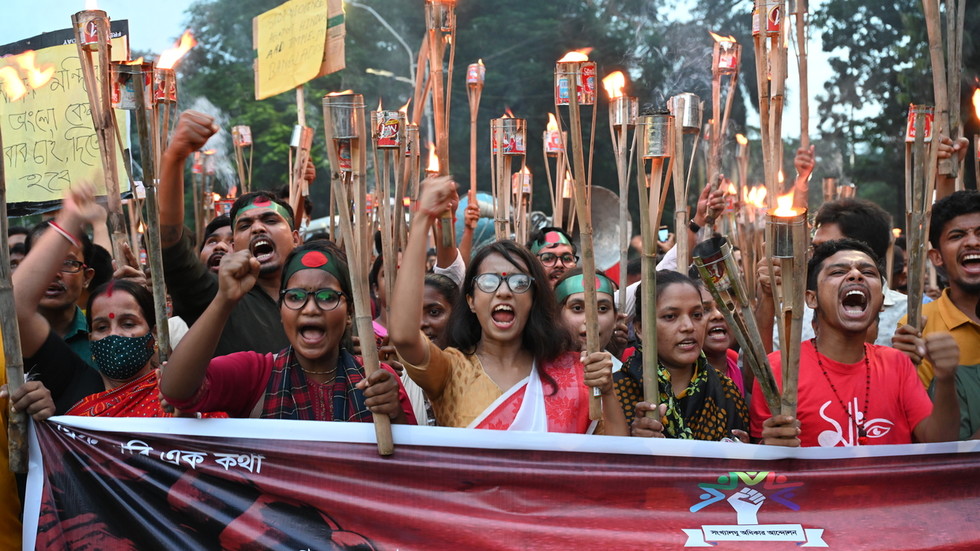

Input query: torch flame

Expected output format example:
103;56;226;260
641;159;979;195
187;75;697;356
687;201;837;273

558;48;592;63
892;227;902;238
745;185;767;208
519;165;531;175
212;192;221;202
426;142;439;173
973;88;980;122
503;107;514;119
709;31;736;46
202;149;216;155
399;98;411;114
477;58;484;66
602;71;626;100
123;57;145;65
773;190;797;217
377;98;383;111
326;89;355;96
156;30;197;70
726;183;737;195
0;50;55;101
547;112;559;132
735;133;748;145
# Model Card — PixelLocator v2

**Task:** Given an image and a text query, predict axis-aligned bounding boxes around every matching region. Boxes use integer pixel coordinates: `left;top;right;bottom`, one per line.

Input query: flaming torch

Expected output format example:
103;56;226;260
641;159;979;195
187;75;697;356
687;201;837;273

603;71;637;313
232;125;253;195
489;109;526;240
71;7;130;262
905;104;939;331
709;32;741;181
511;165;533;244
322;91;393;455
0;50;54;472
422;0;457;248
555;48;602;419
635;112;677;412
765;191;808;417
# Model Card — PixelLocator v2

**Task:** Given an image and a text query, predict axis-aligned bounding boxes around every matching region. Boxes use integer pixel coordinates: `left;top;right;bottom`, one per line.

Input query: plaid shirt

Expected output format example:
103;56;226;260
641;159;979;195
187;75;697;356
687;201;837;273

261;347;373;422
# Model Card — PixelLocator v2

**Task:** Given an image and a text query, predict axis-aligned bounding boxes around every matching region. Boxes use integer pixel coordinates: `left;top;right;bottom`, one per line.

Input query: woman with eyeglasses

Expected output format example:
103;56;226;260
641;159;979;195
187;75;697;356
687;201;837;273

162;240;416;423
389;176;627;434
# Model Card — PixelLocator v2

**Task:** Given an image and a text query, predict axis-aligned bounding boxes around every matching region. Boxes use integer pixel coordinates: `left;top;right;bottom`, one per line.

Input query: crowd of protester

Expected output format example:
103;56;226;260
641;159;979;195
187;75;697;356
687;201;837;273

1;110;977;545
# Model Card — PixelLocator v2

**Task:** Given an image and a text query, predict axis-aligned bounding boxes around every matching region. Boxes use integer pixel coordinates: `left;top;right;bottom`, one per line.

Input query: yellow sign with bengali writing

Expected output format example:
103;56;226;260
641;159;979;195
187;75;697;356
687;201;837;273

0;37;130;205
253;0;345;100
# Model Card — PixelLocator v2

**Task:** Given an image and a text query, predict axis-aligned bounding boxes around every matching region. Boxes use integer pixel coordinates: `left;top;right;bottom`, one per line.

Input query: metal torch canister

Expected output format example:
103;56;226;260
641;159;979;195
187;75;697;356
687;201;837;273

837;183;856;199
322;93;365;140
699;242;736;292
766;208;807;258
425;0;456;33
751;1;783;37
555;61;597;106
668;92;703;134
371;110;404;149
491;118;526;156
153;68;177;103
905;104;934;144
110;63;142;110
72;10;107;51
610;96;638;128
466;62;486;86
636;114;675;159
716;42;741;74
821;177;838;202
232;126;253;147
544;129;566;156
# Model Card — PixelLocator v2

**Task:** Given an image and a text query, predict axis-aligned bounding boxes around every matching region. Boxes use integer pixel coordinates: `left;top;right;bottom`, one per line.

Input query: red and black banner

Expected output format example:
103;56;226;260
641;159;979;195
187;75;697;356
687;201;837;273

26;417;980;550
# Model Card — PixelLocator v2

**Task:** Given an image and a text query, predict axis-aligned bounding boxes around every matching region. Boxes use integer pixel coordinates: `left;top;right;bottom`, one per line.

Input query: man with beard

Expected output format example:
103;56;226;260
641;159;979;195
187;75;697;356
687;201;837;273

159;111;299;356
526;227;578;288
896;190;980;439
752;239;961;447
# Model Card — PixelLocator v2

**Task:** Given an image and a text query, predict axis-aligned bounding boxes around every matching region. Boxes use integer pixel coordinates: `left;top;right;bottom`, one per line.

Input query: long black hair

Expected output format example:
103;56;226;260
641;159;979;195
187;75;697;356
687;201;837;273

445;240;574;361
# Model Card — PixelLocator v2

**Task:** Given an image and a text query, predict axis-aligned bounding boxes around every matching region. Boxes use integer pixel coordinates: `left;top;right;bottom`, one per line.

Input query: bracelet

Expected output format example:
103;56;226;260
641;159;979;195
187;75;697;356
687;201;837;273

49;221;80;248
688;219;702;234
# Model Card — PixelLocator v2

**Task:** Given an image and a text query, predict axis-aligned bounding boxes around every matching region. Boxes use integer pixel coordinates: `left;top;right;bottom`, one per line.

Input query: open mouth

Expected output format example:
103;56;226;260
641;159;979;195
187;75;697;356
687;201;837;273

840;287;869;316
960;252;980;274
490;304;515;327
707;325;728;339
206;251;226;270
249;236;276;263
298;324;326;344
677;338;699;350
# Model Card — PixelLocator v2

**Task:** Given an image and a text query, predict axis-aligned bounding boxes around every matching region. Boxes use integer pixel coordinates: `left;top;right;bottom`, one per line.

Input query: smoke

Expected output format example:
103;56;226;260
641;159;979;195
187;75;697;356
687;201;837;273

185;96;237;195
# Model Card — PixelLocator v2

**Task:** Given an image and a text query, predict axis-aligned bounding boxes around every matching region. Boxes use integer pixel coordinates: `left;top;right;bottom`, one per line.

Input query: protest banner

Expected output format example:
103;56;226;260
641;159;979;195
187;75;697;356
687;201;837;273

25;417;980;550
252;0;345;100
0;23;130;214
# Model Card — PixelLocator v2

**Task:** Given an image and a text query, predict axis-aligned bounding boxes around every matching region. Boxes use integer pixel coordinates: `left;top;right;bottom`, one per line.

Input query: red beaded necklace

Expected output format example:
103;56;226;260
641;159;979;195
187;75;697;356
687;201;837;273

812;338;871;445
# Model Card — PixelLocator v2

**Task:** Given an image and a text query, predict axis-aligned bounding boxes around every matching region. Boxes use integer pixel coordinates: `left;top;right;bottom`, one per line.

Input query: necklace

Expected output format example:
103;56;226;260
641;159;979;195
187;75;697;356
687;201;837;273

812;338;871;445
300;366;338;376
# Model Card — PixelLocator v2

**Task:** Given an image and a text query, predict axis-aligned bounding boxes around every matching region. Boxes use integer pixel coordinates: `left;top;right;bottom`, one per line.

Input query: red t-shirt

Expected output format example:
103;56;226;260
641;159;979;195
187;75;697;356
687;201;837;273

750;340;933;447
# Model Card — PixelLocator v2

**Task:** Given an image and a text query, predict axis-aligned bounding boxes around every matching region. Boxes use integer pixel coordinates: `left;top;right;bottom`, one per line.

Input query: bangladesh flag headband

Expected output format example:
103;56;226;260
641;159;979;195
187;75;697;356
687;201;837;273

554;273;616;304
233;196;294;229
530;230;572;255
282;249;347;290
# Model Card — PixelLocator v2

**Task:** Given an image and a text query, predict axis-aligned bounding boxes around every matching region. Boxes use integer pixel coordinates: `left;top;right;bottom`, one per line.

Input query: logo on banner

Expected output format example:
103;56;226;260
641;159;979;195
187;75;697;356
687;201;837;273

682;471;827;547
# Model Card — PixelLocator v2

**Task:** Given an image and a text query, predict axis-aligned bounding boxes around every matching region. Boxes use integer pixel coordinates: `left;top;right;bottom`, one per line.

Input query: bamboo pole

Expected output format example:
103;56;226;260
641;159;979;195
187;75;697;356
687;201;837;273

906;108;929;329
467;61;485;208
0;122;28;473
921;0;954;177
794;0;810;150
322;93;394;456
559;59;602;420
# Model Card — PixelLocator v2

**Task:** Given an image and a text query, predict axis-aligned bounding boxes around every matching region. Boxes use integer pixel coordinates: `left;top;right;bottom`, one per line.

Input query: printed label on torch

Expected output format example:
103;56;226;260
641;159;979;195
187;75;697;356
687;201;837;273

905;108;934;143
555;62;597;105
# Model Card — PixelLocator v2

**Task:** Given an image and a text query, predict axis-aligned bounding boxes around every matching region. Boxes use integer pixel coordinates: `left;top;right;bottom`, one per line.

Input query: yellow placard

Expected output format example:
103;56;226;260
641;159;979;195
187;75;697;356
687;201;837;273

0;38;130;205
253;0;346;100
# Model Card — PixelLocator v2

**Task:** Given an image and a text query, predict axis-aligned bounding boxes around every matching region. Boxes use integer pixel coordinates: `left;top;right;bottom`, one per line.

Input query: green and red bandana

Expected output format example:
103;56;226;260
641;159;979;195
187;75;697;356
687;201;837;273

282;249;347;289
530;230;572;255
233;196;294;229
554;273;616;304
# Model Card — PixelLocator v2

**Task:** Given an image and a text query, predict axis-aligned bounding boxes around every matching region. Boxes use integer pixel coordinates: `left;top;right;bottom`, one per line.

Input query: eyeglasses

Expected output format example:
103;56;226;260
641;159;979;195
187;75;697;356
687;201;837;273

473;273;534;294
537;252;578;267
279;288;346;311
60;260;86;274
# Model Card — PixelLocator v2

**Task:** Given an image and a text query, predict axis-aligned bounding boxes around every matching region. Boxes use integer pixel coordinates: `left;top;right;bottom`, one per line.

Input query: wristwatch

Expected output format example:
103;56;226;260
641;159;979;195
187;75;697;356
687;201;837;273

689;219;702;234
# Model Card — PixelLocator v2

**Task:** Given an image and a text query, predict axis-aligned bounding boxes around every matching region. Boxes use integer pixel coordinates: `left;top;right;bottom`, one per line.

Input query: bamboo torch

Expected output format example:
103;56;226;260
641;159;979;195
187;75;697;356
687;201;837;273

905;104;937;330
920;0;958;181
71;8;129;263
668;92;703;269
424;0;457;247
489;110;526;240
322;91;394;456
709;32;742;182
602;71;638;314
555;49;602;420
232;125;253;196
752;0;788;211
543;113;569;227
467;59;485;202
635;113;676;413
0;50;55;472
766;195;808;418
371;101;408;320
